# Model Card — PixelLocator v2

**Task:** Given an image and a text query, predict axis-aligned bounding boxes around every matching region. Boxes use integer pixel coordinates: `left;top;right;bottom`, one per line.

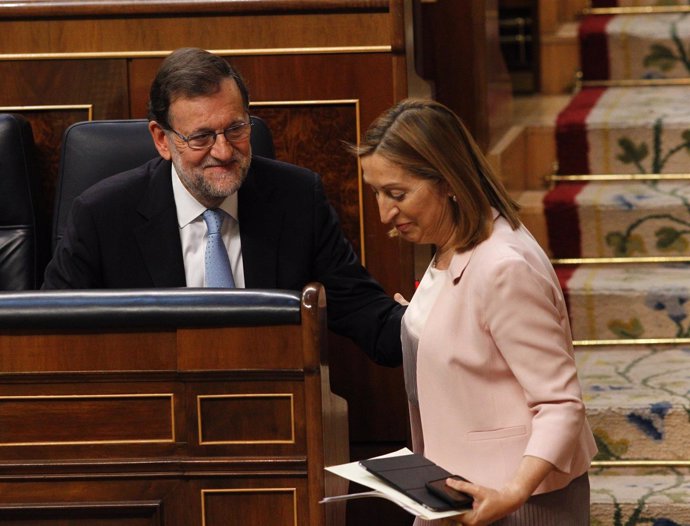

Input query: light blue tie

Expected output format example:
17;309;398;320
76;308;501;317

202;208;235;288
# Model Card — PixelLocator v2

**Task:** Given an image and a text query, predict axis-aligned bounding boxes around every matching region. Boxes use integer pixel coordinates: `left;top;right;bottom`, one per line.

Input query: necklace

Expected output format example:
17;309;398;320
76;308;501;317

431;246;453;269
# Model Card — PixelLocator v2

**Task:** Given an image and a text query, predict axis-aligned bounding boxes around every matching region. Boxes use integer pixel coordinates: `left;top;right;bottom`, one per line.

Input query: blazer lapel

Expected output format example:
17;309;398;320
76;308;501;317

238;165;283;288
134;160;187;287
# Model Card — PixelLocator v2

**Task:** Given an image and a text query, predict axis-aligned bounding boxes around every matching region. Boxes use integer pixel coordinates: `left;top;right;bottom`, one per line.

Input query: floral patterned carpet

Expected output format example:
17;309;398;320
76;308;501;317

561;263;690;340
545;2;690;524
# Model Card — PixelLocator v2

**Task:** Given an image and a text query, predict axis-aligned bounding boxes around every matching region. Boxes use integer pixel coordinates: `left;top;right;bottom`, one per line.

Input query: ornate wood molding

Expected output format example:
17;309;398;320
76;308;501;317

0;0;390;18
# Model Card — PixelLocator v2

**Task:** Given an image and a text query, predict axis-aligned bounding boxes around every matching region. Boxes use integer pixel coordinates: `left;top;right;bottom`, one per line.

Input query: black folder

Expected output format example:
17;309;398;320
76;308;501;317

359;453;471;511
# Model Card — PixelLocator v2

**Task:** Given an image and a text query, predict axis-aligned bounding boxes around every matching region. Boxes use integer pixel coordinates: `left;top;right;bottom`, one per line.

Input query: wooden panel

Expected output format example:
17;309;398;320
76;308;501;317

177;326;302;370
198;394;295;445
0;60;128;119
0;394;174;446
188;380;307;456
0;332;177;372
413;0;512;150
0;0;390;17
251;103;361;256
0;13;391;55
0;501;162;526
202;488;298;526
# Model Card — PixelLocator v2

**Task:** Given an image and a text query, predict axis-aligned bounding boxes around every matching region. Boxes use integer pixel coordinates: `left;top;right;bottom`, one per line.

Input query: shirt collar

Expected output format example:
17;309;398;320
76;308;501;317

171;163;239;227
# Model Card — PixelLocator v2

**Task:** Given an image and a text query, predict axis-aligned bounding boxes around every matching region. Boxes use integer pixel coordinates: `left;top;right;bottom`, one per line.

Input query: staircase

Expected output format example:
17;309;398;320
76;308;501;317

513;0;690;523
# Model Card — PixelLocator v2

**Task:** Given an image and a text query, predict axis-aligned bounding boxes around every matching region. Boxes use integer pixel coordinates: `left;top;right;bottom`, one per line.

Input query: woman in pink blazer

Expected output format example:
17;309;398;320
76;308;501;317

357;99;597;525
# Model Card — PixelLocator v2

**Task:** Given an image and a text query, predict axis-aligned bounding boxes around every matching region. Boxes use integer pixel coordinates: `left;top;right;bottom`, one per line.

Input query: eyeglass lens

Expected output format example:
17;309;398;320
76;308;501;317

186;122;251;149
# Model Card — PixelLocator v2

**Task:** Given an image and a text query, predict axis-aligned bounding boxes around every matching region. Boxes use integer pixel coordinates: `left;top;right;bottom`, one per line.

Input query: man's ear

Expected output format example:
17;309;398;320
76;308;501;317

149;121;172;160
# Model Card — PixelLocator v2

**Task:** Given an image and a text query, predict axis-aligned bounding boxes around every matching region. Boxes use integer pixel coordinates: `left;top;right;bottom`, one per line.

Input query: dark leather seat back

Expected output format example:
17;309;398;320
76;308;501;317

0;114;40;290
52;116;275;251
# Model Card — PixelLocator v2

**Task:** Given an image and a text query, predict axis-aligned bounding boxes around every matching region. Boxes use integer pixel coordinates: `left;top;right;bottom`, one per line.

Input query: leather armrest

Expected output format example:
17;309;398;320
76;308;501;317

0;289;301;329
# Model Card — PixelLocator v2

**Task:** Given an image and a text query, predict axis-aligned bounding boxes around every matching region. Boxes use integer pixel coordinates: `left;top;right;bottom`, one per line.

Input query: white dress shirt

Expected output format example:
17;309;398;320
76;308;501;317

171;164;245;287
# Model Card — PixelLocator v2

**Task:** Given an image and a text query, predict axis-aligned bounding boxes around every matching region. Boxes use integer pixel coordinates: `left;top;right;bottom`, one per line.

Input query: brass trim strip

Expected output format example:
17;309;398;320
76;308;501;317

0;104;93;120
574;337;690;347
583;6;690;15
553;256;690;265
592;459;690;467
201;487;297;526
580;77;690;88
0;393;175;446
249;98;366;264
250;99;360;107
197;393;296;445
0;46;392;62
550;173;690;182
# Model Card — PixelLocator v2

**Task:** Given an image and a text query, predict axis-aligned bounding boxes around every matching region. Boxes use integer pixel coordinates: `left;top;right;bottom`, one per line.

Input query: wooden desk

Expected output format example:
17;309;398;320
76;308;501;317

0;284;347;526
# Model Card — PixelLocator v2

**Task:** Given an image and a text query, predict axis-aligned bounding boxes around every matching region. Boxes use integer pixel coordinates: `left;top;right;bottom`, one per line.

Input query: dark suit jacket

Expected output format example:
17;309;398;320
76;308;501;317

43;155;403;365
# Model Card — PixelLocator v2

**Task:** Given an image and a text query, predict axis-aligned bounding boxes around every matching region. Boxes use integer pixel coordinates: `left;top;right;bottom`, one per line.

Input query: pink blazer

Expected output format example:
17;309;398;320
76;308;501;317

413;214;597;495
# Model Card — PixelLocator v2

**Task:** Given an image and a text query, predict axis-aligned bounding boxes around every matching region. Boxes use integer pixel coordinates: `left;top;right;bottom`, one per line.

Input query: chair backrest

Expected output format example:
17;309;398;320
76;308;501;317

52;115;275;251
0;114;40;290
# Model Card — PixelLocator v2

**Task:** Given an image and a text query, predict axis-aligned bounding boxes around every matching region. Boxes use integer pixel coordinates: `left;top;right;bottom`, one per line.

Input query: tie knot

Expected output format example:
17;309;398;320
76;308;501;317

202;208;225;235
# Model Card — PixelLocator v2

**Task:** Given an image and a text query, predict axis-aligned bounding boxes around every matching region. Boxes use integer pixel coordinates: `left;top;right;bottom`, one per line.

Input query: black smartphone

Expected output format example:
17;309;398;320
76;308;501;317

425;476;473;509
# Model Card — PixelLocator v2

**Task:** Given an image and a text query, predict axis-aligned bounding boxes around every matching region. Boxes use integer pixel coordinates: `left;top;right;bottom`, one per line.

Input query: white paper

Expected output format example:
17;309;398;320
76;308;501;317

321;447;465;520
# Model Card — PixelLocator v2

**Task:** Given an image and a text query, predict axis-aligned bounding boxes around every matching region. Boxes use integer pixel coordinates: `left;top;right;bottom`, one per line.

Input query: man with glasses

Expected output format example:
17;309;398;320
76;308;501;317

42;47;403;366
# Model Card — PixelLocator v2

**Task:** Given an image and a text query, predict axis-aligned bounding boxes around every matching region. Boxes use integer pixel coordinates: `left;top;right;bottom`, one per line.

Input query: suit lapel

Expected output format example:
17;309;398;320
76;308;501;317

238;164;284;288
134;160;187;287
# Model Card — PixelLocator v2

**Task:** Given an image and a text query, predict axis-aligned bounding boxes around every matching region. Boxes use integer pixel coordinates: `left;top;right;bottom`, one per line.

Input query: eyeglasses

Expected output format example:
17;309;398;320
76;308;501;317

167;120;253;150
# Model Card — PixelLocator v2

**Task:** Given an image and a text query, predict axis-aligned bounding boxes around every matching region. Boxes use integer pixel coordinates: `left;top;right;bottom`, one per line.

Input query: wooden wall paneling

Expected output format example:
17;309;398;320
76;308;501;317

0;0;391;18
413;0;513;151
249;102;362;256
0;60;128;119
0;13;391;55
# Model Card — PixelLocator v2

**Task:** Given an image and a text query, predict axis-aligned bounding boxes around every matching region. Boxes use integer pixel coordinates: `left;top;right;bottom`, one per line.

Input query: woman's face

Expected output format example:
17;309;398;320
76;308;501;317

361;153;456;247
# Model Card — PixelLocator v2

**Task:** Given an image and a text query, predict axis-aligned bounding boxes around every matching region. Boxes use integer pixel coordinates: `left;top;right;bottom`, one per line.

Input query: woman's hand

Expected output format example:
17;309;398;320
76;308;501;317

447;456;554;525
445;478;524;526
394;292;409;305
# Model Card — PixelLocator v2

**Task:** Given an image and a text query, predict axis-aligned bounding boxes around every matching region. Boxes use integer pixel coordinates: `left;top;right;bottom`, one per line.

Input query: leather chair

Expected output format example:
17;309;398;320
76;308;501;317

0;114;41;290
52;116;275;251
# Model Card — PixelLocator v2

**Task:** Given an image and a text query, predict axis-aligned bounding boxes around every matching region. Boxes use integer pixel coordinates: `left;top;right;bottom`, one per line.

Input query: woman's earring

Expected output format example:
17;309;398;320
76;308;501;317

450;194;458;203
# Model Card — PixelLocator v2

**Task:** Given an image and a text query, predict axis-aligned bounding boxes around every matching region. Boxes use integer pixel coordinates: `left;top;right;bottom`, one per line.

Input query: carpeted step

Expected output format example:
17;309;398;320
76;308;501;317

577;346;690;461
580;12;690;82
590;466;690;525
556;85;690;175
544;179;690;259
557;263;690;341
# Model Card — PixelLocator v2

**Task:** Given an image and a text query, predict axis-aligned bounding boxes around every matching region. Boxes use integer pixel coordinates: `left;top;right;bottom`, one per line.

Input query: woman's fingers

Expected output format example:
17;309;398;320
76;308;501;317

394;292;409;305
